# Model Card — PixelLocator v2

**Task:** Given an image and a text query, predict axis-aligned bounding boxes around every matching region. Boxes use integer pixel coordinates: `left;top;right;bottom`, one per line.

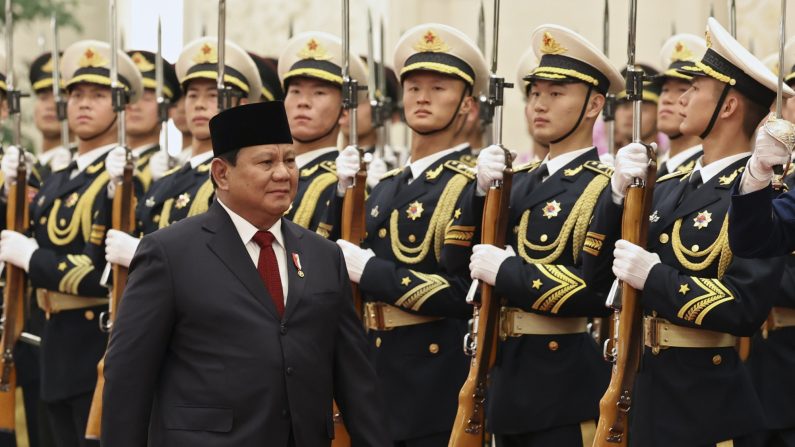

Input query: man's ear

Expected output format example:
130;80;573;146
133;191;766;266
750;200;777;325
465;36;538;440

210;158;230;191
585;93;606;119
459;95;475;115
721;93;740;120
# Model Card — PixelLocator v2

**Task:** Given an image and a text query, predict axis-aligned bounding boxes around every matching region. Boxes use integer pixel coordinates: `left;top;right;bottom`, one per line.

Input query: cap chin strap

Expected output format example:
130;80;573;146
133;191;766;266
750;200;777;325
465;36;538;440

407;88;469;137
293;107;343;145
699;84;731;140
81;115;118;142
550;85;593;145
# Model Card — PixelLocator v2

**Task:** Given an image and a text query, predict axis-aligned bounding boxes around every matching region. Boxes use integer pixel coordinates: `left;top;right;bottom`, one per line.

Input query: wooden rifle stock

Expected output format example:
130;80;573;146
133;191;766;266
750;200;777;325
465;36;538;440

0;161;29;433
85;161;136;440
449;168;513;447
593;164;656;447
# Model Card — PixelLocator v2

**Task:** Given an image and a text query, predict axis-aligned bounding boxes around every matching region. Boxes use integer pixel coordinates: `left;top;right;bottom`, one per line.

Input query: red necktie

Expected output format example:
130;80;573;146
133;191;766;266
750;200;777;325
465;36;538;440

252;231;285;316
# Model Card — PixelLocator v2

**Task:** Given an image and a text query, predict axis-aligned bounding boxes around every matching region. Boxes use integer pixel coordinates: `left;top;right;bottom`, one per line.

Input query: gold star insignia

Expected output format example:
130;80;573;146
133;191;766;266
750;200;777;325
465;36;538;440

413;29;450;53
542;200;562;219
64;192;79;208
679;284;690;295
58;262;67;271
371;206;380;218
540;32;567;55
401;277;412;286
406;201;424;221
454;208;462;219
532;279;543;290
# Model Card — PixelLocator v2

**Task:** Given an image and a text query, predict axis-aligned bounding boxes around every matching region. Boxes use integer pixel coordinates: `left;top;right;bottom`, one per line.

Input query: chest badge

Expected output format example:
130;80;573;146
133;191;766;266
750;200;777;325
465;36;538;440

649;210;660;223
292;253;305;278
693;210;712;229
175;192;191;210
145;196;156;208
64;192;79;208
406;201;424;221
542;200;562;219
370;205;380;218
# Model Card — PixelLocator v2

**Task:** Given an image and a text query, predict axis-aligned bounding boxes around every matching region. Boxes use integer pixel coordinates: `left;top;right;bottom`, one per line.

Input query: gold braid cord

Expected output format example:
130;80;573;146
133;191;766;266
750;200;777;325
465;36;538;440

671;214;732;278
188;179;214;217
291;172;338;229
389;174;469;264
517;175;609;264
47;172;111;246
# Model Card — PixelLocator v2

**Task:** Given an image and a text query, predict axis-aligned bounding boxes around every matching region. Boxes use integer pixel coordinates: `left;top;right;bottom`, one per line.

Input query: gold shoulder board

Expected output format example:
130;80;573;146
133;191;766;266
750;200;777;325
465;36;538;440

443;160;476;179
513;161;542;173
583;160;614;177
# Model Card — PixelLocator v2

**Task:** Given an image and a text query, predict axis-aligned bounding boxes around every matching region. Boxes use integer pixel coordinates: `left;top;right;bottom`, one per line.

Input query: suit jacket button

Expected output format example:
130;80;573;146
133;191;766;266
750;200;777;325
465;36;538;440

286;366;294;375
280;325;287;335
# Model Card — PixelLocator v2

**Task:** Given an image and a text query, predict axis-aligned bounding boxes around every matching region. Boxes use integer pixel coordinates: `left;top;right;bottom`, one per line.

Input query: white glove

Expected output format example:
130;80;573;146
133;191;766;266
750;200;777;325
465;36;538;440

366;157;388;189
336;239;375;283
611;142;653;205
742;128;791;194
469;244;516;286
104;229;141;268
48;146;73;172
612;239;661;290
0;230;38;272
148;151;172;183
1;146;34;194
335;146;373;196
106;146;136;199
476;145;509;196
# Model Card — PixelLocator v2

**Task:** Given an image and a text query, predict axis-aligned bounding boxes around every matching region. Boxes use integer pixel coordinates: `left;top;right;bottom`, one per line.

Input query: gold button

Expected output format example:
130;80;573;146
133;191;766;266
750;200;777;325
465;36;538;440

39;216;47;224
691;244;700;251
84;310;95;321
408;234;417;243
375;337;382;348
59;218;66;226
364;232;368;238
659;233;669;244
513;226;519;234
540;234;548;242
153;215;160;223
548;341;559;351
378;228;387;238
428;343;440;354
712;354;722;365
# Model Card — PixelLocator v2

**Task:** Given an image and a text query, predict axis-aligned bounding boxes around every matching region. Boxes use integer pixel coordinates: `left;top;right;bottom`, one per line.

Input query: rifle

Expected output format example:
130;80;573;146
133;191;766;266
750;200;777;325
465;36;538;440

155;17;172;166
86;0;136;438
476;0;492;148
0;0;28;433
217;0;235;112
602;0;617;157
593;1;657;445
449;1;512;445
52;14;70;151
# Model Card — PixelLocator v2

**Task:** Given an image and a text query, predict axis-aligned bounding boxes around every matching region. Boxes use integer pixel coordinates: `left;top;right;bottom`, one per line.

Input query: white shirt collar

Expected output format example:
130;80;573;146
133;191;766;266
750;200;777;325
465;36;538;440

665;144;702;172
217;198;285;250
75;143;115;173
37;146;68;166
694;151;750;184
405;143;469;181
190;151;214;169
132;143;159;158
542;147;593;177
296;146;338;169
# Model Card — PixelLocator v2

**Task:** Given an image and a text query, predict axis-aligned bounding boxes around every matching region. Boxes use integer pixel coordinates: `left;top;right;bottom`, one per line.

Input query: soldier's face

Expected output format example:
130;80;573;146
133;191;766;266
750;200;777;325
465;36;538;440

172;96;190;135
615;100;658;142
212;144;298;227
678;77;722;137
67;83;116;140
527;80;594;142
402;72;471;133
658;78;691;137
34;90;63;139
339;100;373;140
185;79;219;141
284;78;342;142
125;90;160;138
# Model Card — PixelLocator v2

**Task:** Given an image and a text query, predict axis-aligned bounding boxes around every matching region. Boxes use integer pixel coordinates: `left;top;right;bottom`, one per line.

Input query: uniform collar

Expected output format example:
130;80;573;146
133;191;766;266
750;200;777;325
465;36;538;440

37;145;69;166
664;144;702;172
189;150;214;169
405;143;468;181
75;143;115;173
217;198;285;251
542;146;593;178
296;146;338;169
694;151;750;183
132;143;159;158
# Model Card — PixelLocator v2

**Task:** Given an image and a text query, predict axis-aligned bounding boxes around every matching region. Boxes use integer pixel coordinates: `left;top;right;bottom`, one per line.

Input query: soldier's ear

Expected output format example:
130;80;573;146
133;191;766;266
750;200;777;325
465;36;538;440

585;93;605;119
720;94;740;120
459;95;475;115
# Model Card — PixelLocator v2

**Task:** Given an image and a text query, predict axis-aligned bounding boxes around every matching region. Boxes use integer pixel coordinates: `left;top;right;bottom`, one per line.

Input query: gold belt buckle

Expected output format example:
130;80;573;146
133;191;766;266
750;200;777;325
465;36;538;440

365;302;391;331
499;307;515;341
646;317;669;355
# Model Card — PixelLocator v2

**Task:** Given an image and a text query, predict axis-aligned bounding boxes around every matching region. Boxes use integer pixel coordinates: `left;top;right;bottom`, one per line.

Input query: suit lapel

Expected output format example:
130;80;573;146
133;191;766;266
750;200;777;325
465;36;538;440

204;203;282;321
281;220;306;321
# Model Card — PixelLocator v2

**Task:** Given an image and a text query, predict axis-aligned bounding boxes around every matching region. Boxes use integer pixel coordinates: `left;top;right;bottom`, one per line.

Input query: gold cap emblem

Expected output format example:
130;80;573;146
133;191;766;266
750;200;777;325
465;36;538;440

541;32;567;55
297;38;332;61
131;52;155;72
671;41;694;62
79;48;109;68
192;43;218;64
413;30;450;53
41;56;54;73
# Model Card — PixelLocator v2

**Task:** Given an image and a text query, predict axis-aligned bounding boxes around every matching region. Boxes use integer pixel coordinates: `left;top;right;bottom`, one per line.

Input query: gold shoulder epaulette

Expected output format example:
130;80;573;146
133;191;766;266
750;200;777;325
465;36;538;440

657;169;691;183
458;153;476;167
444;160;476;179
583;160;614;177
380;167;403;180
319;160;336;174
513;161;542;173
161;165;181;178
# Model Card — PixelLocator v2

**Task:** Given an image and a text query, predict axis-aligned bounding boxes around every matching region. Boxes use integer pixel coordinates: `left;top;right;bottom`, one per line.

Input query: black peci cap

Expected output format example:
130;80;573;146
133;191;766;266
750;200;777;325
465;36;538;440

210;101;293;157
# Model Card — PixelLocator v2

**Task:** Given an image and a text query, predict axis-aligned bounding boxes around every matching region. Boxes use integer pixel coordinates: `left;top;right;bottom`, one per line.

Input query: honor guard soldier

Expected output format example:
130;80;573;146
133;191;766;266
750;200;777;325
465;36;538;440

515;47;550;162
331;23;487;446
0;39;142;447
615;64;661;149
28;52;73;181
655;35;707;178
248;52;284;102
122;50;181;190
103;37;261;269
594;18;791;446
447;25;623;446
278;32;367;232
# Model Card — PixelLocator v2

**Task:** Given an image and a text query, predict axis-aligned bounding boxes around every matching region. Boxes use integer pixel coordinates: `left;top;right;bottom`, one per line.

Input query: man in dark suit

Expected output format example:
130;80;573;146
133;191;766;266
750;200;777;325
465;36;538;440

100;101;388;447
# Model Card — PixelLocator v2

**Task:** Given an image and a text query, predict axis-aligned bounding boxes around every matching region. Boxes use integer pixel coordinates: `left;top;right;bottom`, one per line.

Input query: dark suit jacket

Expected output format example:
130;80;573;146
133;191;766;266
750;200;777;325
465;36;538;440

101;201;389;447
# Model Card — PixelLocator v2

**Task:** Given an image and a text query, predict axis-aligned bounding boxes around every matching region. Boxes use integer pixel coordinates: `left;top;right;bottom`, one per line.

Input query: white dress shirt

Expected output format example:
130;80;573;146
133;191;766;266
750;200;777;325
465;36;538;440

296;146;338;169
189;151;214;169
693;152;750;184
540;146;593;181
663;144;703;173
71;143;116;179
217;199;289;302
